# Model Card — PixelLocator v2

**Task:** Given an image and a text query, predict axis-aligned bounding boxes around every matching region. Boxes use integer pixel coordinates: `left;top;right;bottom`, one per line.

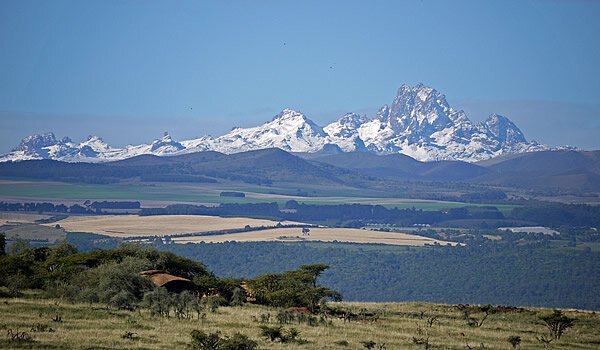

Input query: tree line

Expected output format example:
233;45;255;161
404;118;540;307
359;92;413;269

4;199;599;228
0;238;339;313
0;201;140;214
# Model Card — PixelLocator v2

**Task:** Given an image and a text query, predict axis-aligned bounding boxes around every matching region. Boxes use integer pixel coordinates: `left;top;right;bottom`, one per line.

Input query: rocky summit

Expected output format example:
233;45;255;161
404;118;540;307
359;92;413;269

1;84;558;163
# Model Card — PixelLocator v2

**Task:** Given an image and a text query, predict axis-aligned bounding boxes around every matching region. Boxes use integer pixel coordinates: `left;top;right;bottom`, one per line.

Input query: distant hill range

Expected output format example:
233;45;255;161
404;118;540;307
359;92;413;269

305;149;600;192
0;147;598;193
0;84;576;163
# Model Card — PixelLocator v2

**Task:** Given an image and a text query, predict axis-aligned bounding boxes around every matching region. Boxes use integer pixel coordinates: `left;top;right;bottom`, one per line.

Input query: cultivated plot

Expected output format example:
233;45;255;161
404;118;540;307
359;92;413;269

41;215;302;238
0;212;51;225
173;226;458;246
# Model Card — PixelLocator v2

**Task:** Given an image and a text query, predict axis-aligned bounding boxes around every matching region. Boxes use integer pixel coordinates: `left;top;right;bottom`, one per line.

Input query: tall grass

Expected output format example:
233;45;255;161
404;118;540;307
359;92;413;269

1;297;598;349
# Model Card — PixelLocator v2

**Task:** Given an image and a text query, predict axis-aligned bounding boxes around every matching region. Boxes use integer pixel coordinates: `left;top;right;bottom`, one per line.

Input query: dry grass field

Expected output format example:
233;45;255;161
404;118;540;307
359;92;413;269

41;215;303;238
1;296;598;349
173;227;457;246
0;212;51;225
38;214;454;246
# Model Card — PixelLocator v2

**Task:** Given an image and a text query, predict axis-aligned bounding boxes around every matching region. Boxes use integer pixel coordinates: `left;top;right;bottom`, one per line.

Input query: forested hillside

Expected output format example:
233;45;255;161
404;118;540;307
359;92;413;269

155;241;599;310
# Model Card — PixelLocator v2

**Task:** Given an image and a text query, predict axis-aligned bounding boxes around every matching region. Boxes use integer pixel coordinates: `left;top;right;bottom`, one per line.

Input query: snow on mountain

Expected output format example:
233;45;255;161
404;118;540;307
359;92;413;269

210;109;328;154
323;113;369;152
354;84;550;161
0;84;562;163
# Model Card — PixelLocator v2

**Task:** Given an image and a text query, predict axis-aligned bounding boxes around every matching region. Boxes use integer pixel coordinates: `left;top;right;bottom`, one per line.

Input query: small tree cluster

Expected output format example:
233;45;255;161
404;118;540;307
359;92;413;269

246;264;341;312
143;288;204;319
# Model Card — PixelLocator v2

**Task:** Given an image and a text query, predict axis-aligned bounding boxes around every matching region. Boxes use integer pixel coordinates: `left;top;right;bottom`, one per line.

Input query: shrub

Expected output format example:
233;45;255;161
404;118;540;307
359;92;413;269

220;333;258;350
258;325;303;343
507;335;521;349
361;340;376;349
110;290;137;310
190;330;257;350
259;325;282;342
190;330;221;350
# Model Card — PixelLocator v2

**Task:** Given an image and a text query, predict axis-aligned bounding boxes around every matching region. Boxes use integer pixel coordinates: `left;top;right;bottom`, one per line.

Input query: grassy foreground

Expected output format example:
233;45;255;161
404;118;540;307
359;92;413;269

1;296;599;349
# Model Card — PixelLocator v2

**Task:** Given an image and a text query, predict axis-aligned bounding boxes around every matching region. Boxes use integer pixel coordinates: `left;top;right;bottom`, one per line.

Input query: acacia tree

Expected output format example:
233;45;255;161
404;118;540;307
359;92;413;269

540;310;575;340
246;264;341;312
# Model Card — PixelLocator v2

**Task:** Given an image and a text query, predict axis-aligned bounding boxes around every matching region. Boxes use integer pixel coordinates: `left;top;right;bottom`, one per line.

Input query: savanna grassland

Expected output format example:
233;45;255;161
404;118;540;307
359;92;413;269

1;296;599;349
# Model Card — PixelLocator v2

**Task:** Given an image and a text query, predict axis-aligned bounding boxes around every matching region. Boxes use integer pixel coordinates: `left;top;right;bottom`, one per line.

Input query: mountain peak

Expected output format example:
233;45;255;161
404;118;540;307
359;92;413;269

336;113;368;126
483;113;527;145
269;109;324;135
385;83;453;134
150;134;184;153
12;132;58;154
272;108;305;121
85;135;104;143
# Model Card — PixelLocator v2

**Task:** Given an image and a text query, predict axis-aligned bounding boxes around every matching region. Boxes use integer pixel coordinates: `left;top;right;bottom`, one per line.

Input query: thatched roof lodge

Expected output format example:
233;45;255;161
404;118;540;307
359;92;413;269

140;270;196;293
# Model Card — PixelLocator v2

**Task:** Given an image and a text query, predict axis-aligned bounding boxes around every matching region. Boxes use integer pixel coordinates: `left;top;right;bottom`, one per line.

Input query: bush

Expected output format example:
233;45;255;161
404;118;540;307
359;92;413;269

68;256;154;308
189;330;257;350
258;325;303;343
507;335;521;349
259;325;282;342
361;340;376;349
110;290;137;310
143;287;172;317
221;333;258;350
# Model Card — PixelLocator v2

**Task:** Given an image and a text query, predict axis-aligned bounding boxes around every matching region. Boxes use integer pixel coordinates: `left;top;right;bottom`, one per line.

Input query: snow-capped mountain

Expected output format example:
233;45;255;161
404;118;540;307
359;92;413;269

323;113;369;152
3;133;120;163
349;83;549;161
0;84;562;163
211;109;328;154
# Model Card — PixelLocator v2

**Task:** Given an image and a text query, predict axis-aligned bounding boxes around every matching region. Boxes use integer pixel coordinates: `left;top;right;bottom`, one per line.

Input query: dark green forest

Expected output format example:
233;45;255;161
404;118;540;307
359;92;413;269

155;241;600;310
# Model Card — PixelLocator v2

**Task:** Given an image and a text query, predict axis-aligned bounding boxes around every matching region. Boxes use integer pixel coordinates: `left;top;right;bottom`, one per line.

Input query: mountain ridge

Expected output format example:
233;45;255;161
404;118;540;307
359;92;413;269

0;84;575;163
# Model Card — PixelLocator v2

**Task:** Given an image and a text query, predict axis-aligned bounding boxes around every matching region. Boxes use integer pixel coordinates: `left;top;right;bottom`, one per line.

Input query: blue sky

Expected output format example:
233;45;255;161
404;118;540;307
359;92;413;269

1;0;599;152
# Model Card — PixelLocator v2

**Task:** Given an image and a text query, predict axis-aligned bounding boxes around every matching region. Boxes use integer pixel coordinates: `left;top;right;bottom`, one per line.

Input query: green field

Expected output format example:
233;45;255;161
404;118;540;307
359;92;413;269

0;179;518;212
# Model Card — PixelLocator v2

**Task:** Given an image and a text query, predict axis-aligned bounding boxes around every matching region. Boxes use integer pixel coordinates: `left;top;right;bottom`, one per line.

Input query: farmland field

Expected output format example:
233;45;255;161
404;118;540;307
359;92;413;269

0;212;51;225
0;178;517;212
38;215;455;246
1;223;66;243
40;215;303;238
172;226;457;246
39;214;454;246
